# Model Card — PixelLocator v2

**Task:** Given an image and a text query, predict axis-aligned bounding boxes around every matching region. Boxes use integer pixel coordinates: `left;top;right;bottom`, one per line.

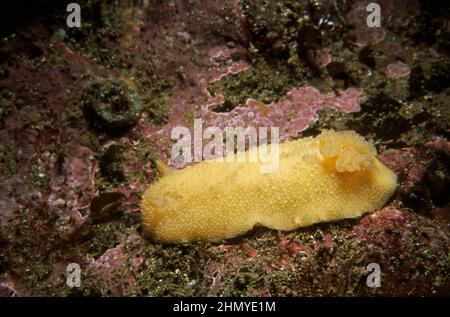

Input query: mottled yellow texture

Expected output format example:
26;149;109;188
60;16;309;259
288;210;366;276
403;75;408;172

141;130;397;243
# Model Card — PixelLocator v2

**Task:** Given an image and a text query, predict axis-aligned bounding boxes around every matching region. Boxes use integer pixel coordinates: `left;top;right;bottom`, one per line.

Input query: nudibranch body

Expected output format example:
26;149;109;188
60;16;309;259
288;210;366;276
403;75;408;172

141;130;397;243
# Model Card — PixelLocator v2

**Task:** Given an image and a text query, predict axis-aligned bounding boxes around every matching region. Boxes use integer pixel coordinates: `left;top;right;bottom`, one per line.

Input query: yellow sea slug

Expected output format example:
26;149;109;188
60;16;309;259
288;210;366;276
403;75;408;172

141;130;397;243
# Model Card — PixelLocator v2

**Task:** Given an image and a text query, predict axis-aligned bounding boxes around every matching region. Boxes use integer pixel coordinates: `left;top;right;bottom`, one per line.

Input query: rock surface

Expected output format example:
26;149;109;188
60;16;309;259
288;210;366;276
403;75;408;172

0;1;448;296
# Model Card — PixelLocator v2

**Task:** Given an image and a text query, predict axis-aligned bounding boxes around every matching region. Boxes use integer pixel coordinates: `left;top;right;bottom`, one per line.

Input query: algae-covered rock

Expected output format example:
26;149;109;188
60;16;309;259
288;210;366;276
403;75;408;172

80;78;142;133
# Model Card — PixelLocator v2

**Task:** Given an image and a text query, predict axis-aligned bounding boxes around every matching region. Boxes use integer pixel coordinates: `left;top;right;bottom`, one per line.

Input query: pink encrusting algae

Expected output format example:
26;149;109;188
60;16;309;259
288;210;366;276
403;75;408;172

385;61;411;79
202;86;364;141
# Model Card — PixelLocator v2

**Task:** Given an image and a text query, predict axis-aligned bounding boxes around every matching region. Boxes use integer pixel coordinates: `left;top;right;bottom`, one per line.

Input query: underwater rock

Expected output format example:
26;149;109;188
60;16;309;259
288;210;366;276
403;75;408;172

296;25;329;70
202;202;449;296
99;144;126;182
406;2;450;53
80;79;142;134
379;140;450;223
85;243;137;296
242;0;343;60
89;192;126;223
326;61;355;86
345;0;420;47
409;55;450;97
0;0;448;297
242;0;309;56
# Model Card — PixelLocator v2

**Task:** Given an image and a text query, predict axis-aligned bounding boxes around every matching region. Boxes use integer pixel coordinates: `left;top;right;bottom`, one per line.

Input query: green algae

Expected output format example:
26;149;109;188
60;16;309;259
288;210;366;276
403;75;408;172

208;56;311;108
0;91;14;120
85;221;124;259
127;243;210;296
242;0;314;59
2;194;448;296
140;76;172;125
0;146;17;180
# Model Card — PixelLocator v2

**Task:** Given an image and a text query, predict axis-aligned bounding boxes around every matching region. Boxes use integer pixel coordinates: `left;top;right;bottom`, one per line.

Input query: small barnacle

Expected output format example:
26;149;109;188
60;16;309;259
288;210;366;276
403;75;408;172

99;143;126;181
80;78;142;134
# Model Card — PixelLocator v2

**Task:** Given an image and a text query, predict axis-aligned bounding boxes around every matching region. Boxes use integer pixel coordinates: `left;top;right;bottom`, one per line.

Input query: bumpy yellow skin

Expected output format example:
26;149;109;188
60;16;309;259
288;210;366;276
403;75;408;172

141;130;397;243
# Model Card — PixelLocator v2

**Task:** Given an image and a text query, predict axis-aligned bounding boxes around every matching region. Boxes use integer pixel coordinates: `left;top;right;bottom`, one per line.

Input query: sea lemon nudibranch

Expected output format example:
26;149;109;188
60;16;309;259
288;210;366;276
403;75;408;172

141;130;397;243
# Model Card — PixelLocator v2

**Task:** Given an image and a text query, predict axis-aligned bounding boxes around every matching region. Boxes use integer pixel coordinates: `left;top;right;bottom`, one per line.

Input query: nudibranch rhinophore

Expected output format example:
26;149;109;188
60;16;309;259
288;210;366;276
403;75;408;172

141;130;397;243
